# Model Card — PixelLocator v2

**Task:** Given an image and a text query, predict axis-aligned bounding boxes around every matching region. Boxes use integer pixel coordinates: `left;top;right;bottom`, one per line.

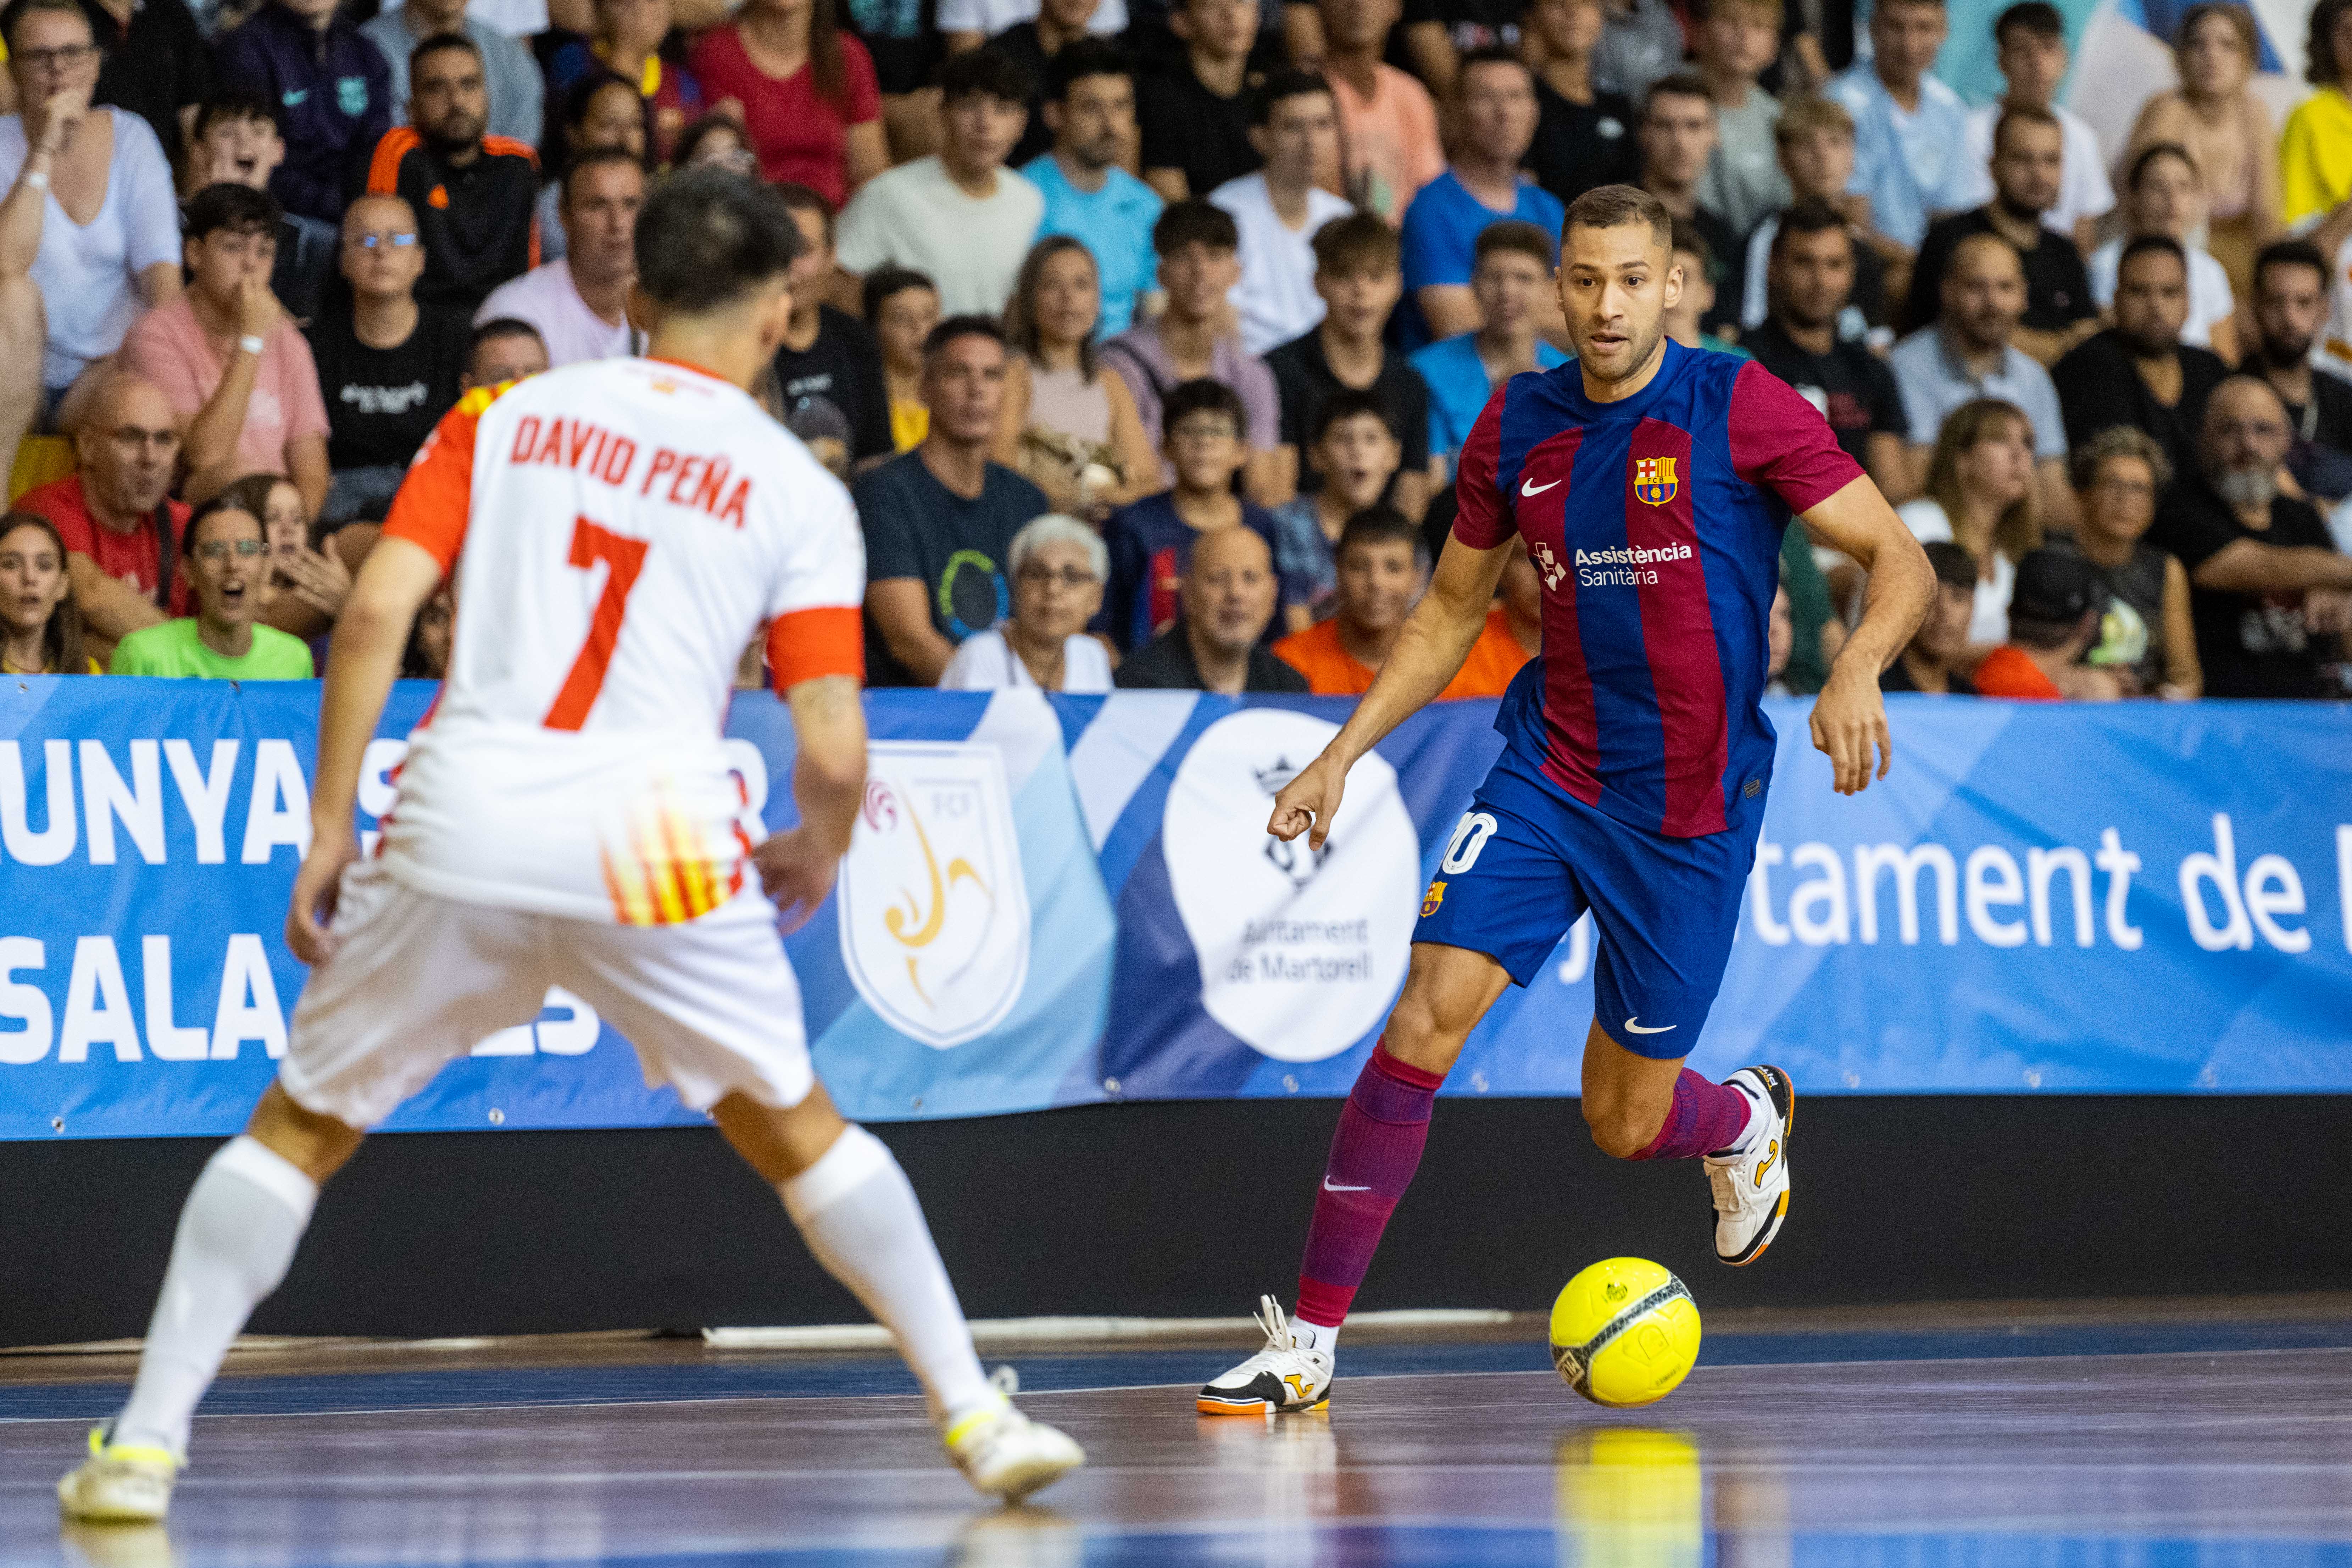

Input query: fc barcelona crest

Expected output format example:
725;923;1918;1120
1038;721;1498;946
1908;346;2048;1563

1421;879;1447;918
1633;456;1678;506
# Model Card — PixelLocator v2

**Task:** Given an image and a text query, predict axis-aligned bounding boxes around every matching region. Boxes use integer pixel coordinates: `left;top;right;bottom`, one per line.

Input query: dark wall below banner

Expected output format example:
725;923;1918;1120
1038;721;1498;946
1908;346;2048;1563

8;1094;2351;1348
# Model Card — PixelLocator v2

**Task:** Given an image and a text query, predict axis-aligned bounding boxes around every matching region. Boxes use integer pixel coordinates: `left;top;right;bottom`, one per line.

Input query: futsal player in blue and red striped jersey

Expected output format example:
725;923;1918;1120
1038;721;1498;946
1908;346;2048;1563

1199;185;1936;1417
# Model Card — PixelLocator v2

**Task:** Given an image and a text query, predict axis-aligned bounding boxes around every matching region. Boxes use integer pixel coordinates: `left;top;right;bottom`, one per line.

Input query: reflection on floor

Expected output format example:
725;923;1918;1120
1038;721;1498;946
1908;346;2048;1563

7;1297;2352;1568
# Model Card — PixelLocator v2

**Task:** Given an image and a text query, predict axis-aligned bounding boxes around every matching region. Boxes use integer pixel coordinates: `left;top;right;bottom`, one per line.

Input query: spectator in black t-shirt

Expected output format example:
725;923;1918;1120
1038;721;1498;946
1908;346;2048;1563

768;182;892;476
854;316;1051;686
87;0;214;169
2148;376;2352;698
362;36;540;316
985;0;1101;169
1138;0;1262;202
307;193;470;526
1637;75;1745;336
1899;105;2095;365
1741;202;1911;500
1880;539;1979;693
1266;213;1434;516
1521;0;1640;206
2243;239;2352;508
186;90;337;323
2051;236;2228;483
1113;522;1308;690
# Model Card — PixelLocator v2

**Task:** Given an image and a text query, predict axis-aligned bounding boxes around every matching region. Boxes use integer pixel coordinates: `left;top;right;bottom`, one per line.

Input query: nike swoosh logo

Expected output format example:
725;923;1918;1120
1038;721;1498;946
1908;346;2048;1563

1623;1017;1676;1035
1520;477;1561;496
1323;1177;1369;1192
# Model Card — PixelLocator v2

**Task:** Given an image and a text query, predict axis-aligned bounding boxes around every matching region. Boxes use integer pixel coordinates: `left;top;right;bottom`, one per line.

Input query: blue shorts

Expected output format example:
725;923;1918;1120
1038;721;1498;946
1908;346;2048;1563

1412;750;1762;1059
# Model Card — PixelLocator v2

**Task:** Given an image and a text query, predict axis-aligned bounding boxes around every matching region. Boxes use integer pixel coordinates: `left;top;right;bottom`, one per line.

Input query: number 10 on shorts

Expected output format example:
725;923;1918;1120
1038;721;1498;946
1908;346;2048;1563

1443;812;1499;874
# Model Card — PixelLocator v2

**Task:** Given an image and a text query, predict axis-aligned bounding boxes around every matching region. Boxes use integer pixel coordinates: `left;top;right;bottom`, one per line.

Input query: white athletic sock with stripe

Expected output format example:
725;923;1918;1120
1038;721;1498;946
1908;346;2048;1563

780;1125;994;1431
114;1136;318;1457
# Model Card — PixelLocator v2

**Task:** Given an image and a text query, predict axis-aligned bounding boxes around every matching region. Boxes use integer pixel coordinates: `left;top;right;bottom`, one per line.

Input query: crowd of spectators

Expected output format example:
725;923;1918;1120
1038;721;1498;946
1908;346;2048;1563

0;0;2346;702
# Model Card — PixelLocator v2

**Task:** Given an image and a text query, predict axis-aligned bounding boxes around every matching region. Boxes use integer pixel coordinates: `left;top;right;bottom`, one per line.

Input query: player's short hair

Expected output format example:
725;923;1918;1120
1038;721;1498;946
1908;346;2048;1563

922;313;1006;362
1338;505;1428;566
770;180;834;244
2253;238;2331;297
1045;37;1133;102
1668;217;1713;271
1455;43;1533;89
2124;140;2199;193
1773;93;1853;145
1993;1;2062;44
0;0;88;53
471;316;545;355
1475;219;1554;272
2069;424;2171;493
939;44;1032;106
193;88;279;141
1563;184;1672;251
1768;200;1851;258
1162;377;1247;436
1249;68;1331;125
1991;102;2061;155
183;491;264;559
1008;512;1110;584
1642;71;1714;122
1311;211;1399;276
2117;233;2187;278
634;168;806;314
1310;387;1396;445
1919;540;1977;594
410;32;482;79
561;146;647;207
863;265;938;322
185;182;283;243
1154;199;1239;257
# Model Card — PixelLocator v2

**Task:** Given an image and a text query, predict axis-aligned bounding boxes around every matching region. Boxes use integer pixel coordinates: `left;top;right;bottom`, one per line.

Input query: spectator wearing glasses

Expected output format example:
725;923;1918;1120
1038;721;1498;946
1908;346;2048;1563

1112;523;1308;692
473;148;644;366
0;0;181;474
2049;426;2199;699
185;90;337;323
215;0;391;228
120;183;330;515
223;468;348;641
16;373;188;661
108;492;312;677
363;0;544;148
365;35;541;316
938;512;1116;690
306;193;469;527
0;511;95;672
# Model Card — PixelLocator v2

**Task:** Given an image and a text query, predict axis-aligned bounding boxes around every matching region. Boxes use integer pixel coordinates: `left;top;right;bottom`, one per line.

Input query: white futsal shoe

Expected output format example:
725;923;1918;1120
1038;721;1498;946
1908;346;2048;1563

1196;1296;1334;1416
57;1428;179;1523
1706;1065;1793;1266
945;1393;1086;1503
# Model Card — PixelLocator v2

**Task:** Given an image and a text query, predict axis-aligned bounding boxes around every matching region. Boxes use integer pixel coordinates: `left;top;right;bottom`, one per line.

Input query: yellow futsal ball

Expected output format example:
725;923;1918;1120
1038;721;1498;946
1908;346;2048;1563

1549;1257;1702;1407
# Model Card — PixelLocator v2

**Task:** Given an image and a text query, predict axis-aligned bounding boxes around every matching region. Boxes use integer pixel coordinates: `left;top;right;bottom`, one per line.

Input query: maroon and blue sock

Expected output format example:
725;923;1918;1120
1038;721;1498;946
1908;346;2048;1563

1629;1069;1754;1161
1294;1043;1445;1329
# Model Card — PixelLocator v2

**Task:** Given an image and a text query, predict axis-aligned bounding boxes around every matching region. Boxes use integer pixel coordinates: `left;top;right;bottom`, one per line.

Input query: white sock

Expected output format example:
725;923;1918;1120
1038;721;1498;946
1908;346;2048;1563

780;1124;994;1430
1291;1317;1339;1354
113;1136;317;1457
1710;1080;1771;1160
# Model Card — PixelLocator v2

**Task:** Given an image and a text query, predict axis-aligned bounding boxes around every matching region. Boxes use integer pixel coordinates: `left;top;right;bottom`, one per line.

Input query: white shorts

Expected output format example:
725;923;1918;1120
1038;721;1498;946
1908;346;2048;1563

279;858;813;1130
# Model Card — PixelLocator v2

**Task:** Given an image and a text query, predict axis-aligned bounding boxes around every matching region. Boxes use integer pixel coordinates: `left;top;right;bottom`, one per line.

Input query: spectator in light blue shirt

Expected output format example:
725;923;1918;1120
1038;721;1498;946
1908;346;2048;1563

1825;0;1973;249
1410;222;1570;474
1397;47;1564;353
1022;39;1162;337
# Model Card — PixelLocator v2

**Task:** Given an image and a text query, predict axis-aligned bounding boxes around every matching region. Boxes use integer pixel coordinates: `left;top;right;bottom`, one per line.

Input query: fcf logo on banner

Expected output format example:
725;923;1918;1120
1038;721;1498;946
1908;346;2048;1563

1633;456;1677;505
838;742;1030;1049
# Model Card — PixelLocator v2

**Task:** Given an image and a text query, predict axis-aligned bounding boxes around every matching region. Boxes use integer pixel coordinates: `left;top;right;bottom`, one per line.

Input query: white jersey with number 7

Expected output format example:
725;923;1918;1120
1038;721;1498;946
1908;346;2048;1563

375;357;866;927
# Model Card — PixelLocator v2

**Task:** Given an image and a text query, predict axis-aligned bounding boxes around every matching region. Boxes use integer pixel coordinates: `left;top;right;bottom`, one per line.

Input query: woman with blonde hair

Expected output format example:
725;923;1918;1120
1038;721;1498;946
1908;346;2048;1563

0;512;95;674
1896;398;2041;655
994;237;1161;520
2127;1;2277;295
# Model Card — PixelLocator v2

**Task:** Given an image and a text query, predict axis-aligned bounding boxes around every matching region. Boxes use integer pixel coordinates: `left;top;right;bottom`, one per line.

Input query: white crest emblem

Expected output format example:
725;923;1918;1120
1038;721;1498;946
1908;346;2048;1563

838;742;1030;1049
1533;541;1567;591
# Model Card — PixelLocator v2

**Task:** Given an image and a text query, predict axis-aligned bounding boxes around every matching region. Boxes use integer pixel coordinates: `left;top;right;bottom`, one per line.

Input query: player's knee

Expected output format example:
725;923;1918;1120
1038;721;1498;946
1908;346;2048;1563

1380;994;1470;1077
1582;1097;1662;1161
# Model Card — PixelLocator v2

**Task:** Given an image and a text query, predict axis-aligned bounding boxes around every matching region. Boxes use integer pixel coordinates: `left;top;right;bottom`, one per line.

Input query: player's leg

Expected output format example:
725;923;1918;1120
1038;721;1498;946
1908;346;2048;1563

560;896;1081;1501
1199;790;1577;1416
59;867;552;1523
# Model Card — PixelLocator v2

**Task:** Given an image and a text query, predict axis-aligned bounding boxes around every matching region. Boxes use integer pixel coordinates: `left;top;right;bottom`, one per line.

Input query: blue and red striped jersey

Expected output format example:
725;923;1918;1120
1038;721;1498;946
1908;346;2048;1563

1453;340;1864;839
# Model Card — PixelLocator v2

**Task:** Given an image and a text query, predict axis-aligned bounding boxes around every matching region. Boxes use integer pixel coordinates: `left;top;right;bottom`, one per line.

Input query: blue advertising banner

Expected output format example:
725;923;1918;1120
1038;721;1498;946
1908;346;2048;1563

1;677;2347;1140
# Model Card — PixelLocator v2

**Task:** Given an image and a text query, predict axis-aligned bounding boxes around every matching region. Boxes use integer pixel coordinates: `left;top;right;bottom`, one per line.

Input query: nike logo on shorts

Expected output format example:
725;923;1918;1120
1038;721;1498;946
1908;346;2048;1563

1623;1017;1676;1035
1323;1177;1370;1192
1520;477;1561;496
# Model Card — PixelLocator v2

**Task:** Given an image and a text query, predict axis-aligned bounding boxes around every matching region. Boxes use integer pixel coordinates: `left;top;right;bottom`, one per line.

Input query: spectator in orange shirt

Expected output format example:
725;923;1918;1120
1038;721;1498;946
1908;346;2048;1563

1274;507;1532;696
1973;546;2124;700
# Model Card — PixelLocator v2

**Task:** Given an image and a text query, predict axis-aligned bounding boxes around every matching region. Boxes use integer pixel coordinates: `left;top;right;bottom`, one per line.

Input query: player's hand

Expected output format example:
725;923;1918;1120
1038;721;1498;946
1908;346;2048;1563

285;835;357;967
1808;664;1891;796
1268;749;1348;850
755;826;840;935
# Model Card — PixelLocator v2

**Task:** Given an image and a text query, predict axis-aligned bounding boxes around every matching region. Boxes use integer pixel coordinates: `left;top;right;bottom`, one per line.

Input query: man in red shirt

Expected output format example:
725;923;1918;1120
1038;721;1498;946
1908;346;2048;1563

16;374;191;661
1973;547;2123;700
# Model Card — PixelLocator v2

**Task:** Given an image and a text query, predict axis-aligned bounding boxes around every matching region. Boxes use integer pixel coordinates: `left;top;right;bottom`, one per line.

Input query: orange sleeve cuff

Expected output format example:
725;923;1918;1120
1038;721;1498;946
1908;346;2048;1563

768;605;865;691
380;400;482;574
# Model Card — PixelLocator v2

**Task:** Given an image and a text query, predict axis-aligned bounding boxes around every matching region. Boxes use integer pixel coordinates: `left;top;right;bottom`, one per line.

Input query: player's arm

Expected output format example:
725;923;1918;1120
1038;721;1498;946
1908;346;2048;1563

1270;533;1512;850
1795;475;1936;796
756;673;869;932
284;535;445;964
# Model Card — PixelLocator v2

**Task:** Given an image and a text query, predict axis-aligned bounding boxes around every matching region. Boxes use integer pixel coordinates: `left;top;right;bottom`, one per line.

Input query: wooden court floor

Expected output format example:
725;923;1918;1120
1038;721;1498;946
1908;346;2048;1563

5;1300;2352;1568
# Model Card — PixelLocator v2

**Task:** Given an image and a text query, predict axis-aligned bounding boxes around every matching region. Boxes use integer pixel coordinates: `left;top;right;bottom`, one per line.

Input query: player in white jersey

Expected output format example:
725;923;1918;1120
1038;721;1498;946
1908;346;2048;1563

59;172;1083;1523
